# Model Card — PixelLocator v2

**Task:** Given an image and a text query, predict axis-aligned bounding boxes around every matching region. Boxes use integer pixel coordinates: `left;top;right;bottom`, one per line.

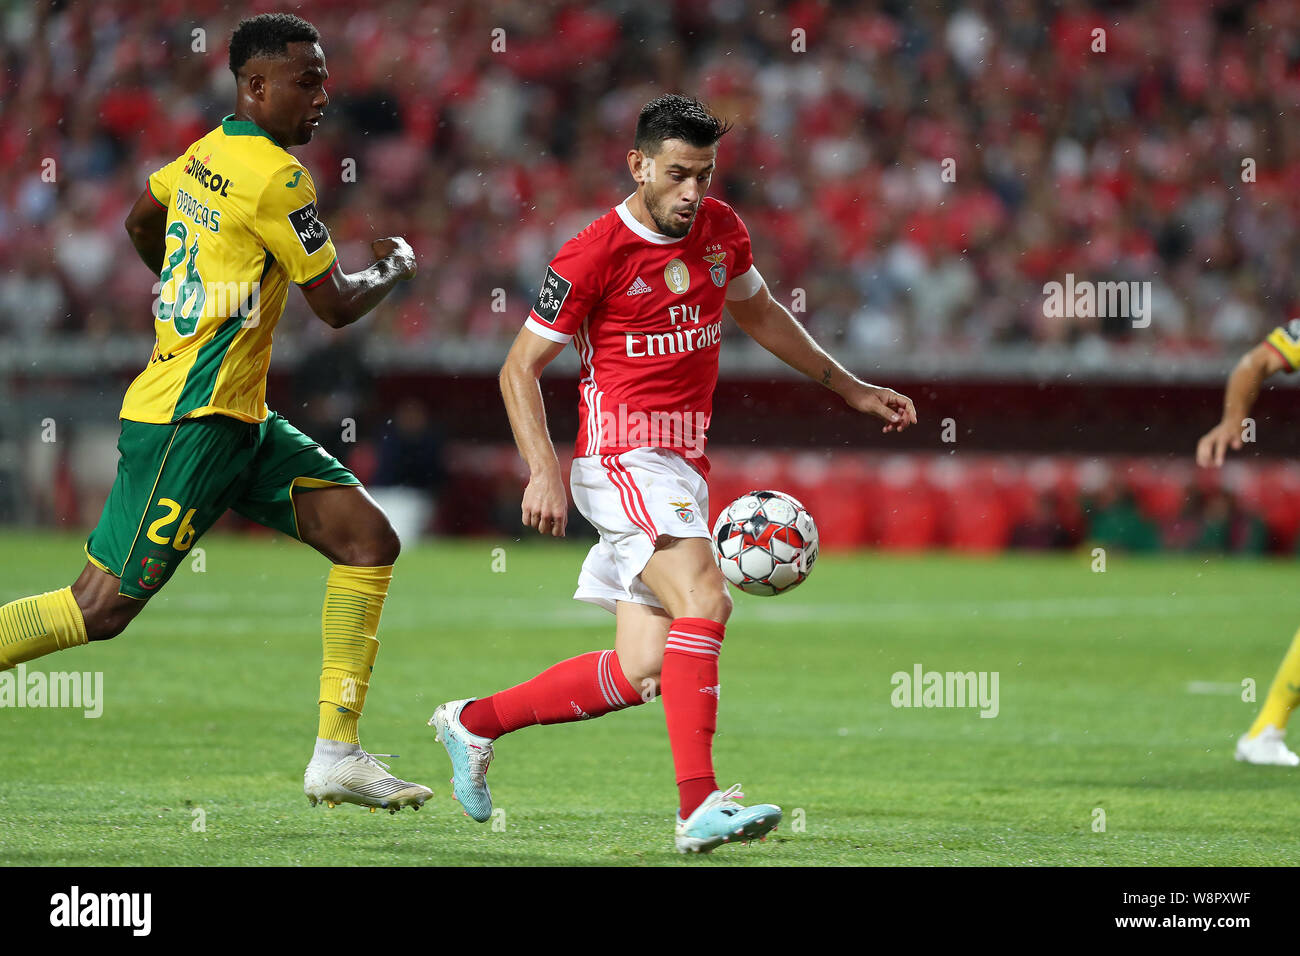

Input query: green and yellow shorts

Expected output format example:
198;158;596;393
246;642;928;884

87;410;358;599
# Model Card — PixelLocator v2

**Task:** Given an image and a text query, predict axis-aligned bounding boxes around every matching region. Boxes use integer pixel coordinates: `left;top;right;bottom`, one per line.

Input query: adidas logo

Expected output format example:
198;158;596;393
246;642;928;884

699;684;720;698
626;276;653;296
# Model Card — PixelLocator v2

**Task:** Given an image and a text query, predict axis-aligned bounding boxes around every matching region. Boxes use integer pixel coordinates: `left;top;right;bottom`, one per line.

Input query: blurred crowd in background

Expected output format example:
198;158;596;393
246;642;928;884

4;0;1300;361
5;0;1300;549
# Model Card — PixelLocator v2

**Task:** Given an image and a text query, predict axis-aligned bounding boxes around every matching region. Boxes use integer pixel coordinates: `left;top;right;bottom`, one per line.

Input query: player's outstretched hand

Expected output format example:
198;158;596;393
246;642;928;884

847;384;917;434
522;467;568;537
371;237;417;280
1196;420;1243;468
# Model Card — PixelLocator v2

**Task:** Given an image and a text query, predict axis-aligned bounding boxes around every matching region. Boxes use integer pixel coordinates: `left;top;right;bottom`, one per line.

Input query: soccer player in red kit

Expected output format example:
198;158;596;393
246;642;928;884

430;94;917;853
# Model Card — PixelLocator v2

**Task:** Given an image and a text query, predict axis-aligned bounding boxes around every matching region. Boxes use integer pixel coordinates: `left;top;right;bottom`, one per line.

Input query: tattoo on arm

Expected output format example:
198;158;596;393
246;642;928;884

821;367;833;387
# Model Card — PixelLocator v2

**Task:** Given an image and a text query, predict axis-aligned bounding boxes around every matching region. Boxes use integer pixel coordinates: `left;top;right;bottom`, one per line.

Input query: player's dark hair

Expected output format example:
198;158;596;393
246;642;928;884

228;13;320;77
634;94;732;155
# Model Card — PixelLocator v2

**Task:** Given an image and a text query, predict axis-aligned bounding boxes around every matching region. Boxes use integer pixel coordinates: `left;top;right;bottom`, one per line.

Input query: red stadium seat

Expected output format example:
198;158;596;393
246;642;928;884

939;460;1012;552
1135;471;1190;523
946;493;1011;551
875;487;941;550
1252;464;1300;549
875;456;940;550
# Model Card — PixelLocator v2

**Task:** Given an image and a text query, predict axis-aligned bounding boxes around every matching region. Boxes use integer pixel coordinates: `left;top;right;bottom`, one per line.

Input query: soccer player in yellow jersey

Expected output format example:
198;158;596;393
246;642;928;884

1197;318;1300;766
0;13;433;811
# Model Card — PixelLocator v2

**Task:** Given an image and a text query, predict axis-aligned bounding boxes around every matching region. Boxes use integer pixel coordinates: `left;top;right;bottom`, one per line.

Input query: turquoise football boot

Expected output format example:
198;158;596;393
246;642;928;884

428;698;494;822
674;784;781;854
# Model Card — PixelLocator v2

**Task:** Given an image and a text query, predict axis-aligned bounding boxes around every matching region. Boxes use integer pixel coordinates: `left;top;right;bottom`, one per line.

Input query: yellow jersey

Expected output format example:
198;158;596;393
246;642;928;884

120;115;339;424
1266;320;1300;371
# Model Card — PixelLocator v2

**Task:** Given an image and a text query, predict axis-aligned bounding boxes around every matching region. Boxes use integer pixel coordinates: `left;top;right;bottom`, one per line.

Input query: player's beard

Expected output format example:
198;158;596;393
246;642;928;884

645;187;694;238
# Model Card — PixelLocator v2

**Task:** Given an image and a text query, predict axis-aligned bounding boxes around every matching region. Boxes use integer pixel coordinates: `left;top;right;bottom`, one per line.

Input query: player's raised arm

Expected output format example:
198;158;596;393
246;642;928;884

123;188;169;275
500;326;569;537
1196;337;1290;467
726;281;917;433
299;236;416;329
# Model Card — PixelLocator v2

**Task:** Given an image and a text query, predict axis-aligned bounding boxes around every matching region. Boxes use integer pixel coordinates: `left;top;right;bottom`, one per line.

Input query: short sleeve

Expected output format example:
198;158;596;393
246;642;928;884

1266;320;1300;372
145;154;186;211
255;165;339;288
524;237;601;344
725;207;763;302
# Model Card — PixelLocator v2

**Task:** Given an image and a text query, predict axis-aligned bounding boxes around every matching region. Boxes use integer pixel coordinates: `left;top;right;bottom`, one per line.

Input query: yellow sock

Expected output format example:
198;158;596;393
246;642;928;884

0;588;89;670
1249;625;1300;736
318;565;392;745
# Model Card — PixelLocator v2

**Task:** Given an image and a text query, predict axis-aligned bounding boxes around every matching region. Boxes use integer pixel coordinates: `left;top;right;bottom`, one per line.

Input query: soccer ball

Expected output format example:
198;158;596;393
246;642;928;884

711;490;818;596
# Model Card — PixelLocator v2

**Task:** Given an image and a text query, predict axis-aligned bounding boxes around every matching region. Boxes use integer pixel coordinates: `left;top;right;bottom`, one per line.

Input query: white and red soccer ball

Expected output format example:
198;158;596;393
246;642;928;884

711;490;818;596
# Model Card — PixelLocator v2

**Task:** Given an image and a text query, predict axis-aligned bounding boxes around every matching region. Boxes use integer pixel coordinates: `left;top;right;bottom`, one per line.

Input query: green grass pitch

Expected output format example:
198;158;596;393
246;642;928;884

0;532;1296;866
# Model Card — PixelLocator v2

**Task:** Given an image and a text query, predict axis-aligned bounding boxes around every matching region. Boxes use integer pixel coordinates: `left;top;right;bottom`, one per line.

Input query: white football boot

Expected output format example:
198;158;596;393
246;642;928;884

1234;724;1300;766
304;744;433;813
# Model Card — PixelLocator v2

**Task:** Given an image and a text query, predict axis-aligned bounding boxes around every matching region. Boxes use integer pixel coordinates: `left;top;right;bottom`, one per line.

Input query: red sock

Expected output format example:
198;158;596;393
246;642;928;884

661;617;725;817
459;649;642;739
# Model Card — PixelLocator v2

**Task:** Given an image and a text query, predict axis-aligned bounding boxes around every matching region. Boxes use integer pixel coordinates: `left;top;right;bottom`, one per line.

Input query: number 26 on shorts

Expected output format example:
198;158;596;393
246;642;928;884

147;497;198;551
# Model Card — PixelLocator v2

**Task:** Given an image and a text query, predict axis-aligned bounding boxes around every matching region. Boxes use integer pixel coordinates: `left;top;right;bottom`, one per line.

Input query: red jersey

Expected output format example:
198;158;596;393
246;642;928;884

524;194;764;476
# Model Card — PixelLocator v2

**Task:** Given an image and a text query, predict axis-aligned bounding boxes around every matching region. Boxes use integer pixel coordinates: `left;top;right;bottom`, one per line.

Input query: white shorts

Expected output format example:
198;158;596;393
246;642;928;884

570;446;712;614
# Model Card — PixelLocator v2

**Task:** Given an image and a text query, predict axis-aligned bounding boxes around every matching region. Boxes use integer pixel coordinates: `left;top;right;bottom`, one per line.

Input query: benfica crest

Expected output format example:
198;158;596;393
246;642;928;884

703;252;727;287
669;498;695;524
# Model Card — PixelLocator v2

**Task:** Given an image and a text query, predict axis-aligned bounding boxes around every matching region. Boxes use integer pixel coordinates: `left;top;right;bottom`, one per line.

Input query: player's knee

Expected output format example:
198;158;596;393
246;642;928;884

715;587;734;623
370;525;402;566
682;584;732;624
343;521;401;567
